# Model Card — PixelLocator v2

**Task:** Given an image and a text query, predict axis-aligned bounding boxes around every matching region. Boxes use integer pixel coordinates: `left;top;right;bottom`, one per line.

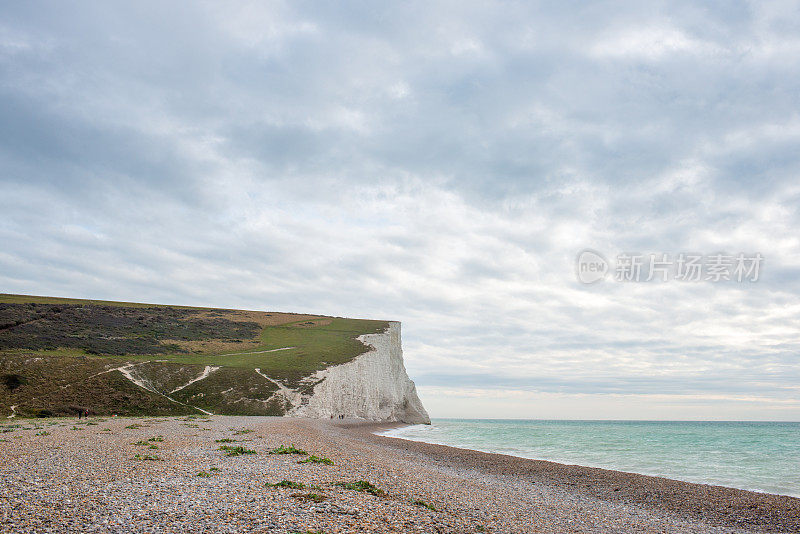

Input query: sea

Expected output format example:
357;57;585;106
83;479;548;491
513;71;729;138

380;419;800;498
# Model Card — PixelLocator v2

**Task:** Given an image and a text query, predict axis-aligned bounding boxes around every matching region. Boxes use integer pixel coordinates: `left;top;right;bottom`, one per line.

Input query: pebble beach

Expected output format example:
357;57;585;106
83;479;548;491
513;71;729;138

1;416;797;533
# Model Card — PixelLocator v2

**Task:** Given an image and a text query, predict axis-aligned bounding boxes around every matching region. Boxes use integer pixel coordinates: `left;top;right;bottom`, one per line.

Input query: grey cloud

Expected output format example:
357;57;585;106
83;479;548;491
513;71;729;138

2;1;800;418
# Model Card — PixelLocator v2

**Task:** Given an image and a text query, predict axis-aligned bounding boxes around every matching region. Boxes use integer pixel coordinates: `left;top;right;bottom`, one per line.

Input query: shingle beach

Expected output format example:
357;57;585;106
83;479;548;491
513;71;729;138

1;416;797;533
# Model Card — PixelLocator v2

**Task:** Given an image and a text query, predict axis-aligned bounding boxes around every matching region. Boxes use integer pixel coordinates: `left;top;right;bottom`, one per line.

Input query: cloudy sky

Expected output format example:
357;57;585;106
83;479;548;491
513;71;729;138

2;1;799;420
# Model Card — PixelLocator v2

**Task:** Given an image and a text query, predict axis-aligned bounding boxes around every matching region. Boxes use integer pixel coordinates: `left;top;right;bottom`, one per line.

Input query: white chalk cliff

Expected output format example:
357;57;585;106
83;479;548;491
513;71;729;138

290;322;430;424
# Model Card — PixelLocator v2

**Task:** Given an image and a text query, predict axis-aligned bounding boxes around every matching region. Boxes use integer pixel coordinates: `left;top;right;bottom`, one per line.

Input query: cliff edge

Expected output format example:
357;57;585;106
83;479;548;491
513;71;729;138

291;322;430;424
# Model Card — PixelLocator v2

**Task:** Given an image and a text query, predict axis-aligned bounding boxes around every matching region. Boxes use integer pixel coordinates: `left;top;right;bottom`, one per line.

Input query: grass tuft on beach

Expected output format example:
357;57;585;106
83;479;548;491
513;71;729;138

298;455;333;465
219;445;256;456
269;444;307;455
268;480;305;489
335;480;385;496
412;499;436;511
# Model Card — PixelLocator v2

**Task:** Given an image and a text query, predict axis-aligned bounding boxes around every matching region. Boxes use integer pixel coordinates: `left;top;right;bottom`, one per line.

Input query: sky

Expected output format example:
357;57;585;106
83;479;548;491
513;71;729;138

2;1;799;420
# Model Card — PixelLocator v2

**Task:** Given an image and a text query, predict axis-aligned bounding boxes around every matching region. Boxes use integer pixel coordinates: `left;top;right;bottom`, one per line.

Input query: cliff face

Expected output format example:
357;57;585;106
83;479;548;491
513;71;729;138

291;322;430;424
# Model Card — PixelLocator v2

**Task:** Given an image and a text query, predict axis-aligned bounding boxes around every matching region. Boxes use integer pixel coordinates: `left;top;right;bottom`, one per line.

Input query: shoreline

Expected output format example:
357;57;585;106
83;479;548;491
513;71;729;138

353;420;800;533
372;422;799;500
1;416;798;533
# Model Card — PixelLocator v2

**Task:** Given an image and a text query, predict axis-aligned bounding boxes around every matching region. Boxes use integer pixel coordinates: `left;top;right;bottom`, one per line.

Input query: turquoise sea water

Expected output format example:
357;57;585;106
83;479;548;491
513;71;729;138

381;419;800;497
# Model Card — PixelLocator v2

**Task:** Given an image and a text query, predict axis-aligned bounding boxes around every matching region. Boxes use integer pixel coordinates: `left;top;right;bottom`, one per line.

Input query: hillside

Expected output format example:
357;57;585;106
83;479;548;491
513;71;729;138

0;294;429;423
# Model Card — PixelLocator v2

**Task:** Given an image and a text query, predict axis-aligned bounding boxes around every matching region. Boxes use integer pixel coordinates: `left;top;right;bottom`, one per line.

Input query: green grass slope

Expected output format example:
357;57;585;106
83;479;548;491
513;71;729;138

0;294;388;417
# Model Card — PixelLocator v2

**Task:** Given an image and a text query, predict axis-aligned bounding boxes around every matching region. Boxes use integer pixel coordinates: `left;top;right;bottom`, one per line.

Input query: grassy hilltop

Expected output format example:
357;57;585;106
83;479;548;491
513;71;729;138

0;294;388;417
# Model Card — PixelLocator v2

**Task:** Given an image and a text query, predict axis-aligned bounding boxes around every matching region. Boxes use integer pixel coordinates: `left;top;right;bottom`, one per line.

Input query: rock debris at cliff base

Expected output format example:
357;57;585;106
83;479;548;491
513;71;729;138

1;416;797;533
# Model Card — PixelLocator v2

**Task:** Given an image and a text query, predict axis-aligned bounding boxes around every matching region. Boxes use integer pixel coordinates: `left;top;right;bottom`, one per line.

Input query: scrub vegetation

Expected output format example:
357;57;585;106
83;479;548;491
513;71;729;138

0;293;388;418
335;481;385;496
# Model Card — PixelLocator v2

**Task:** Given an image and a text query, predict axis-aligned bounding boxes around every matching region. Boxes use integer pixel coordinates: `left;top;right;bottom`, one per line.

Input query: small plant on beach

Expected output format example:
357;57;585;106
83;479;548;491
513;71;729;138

412;499;436;511
134;453;160;461
219;445;256;456
197;471;211;478
234;429;254;435
148;436;164;442
269;444;307;455
125;424;142;429
148;444;159;450
215;438;237;443
291;492;327;503
210;467;221;472
268;480;305;489
298;455;333;465
476;526;486;532
335;480;385;496
35;431;50;436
